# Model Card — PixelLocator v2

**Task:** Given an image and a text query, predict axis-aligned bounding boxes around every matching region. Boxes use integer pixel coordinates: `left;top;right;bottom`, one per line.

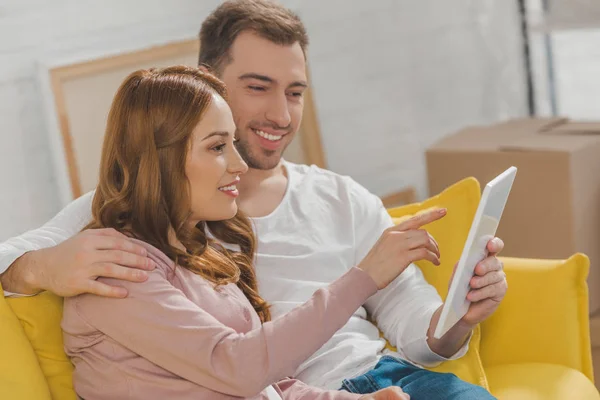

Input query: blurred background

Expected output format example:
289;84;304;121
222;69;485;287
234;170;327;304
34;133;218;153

0;0;597;241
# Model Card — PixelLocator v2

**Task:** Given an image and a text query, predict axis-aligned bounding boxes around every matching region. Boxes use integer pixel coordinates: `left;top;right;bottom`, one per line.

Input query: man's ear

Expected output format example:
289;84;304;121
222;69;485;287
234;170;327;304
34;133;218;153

198;63;215;75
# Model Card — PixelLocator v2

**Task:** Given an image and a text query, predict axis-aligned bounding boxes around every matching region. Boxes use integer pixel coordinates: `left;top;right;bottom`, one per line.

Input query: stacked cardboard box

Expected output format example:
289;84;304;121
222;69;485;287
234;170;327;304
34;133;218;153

426;117;600;313
591;312;600;388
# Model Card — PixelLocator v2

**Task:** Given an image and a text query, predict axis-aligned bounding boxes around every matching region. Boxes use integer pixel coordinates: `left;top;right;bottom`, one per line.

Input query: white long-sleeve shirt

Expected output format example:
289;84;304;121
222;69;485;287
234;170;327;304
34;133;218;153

0;161;469;390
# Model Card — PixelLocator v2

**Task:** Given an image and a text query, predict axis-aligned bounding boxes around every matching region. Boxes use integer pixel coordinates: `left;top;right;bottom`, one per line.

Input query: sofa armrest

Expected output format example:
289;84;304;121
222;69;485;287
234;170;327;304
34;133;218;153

479;254;594;382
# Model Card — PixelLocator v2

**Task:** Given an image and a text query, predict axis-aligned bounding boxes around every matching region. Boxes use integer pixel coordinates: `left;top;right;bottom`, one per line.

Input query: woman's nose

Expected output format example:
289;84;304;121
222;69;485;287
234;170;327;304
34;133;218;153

228;147;248;175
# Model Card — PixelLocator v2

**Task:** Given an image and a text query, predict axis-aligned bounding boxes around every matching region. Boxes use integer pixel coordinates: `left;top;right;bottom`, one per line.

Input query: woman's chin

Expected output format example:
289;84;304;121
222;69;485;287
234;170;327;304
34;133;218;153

205;206;239;222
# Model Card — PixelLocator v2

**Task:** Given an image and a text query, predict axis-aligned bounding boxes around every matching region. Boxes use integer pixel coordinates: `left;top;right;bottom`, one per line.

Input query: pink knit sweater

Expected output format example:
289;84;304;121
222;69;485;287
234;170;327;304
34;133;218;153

61;239;378;399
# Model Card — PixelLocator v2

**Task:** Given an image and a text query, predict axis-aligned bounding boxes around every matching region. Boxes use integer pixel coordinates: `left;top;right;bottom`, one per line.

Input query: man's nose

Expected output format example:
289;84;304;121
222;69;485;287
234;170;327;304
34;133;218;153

265;93;291;129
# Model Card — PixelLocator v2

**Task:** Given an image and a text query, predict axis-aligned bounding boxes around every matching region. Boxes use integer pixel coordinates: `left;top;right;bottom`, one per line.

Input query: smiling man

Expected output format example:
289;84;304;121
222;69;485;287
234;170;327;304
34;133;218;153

0;1;505;399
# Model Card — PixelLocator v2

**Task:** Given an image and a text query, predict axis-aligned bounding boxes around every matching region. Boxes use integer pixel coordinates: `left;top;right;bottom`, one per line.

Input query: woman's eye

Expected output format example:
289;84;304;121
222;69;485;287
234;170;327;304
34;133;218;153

212;143;226;153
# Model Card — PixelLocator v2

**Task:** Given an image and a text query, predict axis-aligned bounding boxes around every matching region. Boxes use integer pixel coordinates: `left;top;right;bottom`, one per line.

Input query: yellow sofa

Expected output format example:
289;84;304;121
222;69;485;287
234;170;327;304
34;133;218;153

1;177;599;399
387;177;599;399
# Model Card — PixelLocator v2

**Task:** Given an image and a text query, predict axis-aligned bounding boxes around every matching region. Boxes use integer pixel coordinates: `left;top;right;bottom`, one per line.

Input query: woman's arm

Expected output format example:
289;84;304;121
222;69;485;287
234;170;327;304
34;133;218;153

69;265;377;398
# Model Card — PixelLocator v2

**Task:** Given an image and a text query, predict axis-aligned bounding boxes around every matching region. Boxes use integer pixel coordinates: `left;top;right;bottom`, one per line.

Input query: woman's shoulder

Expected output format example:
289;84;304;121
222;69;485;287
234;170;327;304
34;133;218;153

126;237;175;274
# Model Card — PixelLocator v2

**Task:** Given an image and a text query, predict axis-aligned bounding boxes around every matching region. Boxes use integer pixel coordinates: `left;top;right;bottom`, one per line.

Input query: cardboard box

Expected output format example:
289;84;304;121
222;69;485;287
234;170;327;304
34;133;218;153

426;117;600;313
590;311;600;389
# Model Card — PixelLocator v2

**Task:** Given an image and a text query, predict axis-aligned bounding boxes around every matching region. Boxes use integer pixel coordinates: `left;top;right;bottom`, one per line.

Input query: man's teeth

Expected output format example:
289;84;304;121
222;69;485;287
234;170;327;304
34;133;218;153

219;185;237;192
254;129;282;141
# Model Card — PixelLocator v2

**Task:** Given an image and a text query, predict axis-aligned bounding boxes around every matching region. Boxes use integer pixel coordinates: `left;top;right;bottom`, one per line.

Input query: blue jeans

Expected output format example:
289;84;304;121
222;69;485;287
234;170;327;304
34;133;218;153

340;356;496;400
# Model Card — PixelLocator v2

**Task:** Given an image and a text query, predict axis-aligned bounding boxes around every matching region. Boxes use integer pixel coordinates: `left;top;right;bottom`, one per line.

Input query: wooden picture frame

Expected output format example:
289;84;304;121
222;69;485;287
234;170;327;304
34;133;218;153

38;38;327;207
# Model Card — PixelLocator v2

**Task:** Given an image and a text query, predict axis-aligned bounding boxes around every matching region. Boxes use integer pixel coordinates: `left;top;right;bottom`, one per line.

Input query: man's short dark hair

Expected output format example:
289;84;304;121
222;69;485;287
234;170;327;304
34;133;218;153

198;0;309;74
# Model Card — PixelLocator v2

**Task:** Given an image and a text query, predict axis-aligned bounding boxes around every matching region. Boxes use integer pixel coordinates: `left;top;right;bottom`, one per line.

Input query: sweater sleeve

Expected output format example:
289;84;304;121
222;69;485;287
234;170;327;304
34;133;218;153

69;265;378;398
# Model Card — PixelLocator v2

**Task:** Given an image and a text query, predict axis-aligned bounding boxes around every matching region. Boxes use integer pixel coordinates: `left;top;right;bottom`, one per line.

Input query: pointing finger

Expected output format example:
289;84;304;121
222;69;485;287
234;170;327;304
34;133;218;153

393;208;447;231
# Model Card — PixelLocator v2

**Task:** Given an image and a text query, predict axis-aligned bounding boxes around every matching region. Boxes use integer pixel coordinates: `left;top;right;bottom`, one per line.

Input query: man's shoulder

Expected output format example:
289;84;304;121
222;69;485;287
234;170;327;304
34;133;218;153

286;161;369;193
285;161;382;214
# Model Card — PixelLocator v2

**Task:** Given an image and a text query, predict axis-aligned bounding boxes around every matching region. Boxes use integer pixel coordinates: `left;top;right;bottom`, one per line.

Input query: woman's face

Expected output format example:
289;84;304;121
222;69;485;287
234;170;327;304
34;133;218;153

186;93;248;224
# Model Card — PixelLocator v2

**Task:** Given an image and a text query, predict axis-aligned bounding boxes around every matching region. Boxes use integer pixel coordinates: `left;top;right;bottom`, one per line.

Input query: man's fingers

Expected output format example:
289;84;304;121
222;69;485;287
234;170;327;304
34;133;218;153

486;237;504;255
93;263;149;282
91;228;129;239
92;236;149;258
99;249;154;270
475;257;503;276
394;208;447;231
470;270;505;289
85;280;128;298
467;282;503;302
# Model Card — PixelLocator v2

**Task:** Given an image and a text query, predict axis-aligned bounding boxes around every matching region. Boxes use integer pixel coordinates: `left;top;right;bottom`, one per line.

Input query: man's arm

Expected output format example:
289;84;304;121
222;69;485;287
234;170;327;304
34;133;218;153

364;264;469;366
347;178;471;366
364;229;506;361
350;179;506;363
0;192;95;275
0;191;153;297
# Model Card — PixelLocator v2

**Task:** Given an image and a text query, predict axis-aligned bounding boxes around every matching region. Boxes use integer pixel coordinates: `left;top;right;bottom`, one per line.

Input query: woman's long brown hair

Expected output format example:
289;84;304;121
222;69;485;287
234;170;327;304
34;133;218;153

87;65;270;322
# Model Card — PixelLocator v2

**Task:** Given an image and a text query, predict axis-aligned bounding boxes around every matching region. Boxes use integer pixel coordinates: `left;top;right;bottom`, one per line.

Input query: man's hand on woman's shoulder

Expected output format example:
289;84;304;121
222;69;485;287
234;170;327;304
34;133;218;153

0;228;154;297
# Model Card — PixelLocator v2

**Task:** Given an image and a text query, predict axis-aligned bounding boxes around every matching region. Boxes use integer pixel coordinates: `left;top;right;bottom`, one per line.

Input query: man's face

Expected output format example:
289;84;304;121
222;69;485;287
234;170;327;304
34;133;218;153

220;31;307;170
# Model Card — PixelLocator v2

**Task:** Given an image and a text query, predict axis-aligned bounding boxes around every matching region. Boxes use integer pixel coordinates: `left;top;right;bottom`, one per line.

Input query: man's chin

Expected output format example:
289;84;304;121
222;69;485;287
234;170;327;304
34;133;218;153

247;156;282;171
245;147;284;170
236;138;288;170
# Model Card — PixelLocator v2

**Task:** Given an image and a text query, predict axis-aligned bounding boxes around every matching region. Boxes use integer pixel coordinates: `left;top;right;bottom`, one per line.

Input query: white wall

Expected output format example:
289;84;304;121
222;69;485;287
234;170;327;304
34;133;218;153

526;0;600;118
0;0;527;240
551;29;600;119
297;0;527;200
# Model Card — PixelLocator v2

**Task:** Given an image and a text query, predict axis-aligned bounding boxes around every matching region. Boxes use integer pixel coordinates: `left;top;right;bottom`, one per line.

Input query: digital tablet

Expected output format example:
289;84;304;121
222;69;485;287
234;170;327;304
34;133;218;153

433;166;517;339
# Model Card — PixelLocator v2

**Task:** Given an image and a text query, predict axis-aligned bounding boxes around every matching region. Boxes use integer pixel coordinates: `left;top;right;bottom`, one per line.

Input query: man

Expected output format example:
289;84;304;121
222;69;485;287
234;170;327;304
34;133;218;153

0;1;506;399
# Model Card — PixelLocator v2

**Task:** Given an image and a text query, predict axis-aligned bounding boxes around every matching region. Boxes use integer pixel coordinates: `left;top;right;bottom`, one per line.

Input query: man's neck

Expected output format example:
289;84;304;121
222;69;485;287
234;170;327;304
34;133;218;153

237;162;288;218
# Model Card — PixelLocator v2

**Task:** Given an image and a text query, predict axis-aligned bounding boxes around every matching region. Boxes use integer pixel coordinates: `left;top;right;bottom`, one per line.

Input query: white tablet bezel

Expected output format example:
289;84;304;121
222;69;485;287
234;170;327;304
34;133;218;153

433;166;517;339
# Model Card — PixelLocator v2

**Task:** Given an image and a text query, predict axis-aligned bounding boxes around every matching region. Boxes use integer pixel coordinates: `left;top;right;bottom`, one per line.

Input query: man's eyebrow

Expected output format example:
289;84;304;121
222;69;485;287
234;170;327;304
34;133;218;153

239;73;308;89
239;73;274;83
201;131;229;141
288;81;308;89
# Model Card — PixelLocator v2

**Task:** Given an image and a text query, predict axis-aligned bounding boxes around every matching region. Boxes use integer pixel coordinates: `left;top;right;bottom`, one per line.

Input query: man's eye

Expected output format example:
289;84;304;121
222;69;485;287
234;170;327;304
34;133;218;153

249;86;266;92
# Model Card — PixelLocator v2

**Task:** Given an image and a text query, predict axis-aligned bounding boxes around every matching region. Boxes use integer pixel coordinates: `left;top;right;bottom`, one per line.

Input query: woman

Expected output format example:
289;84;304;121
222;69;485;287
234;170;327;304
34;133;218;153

61;66;412;400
